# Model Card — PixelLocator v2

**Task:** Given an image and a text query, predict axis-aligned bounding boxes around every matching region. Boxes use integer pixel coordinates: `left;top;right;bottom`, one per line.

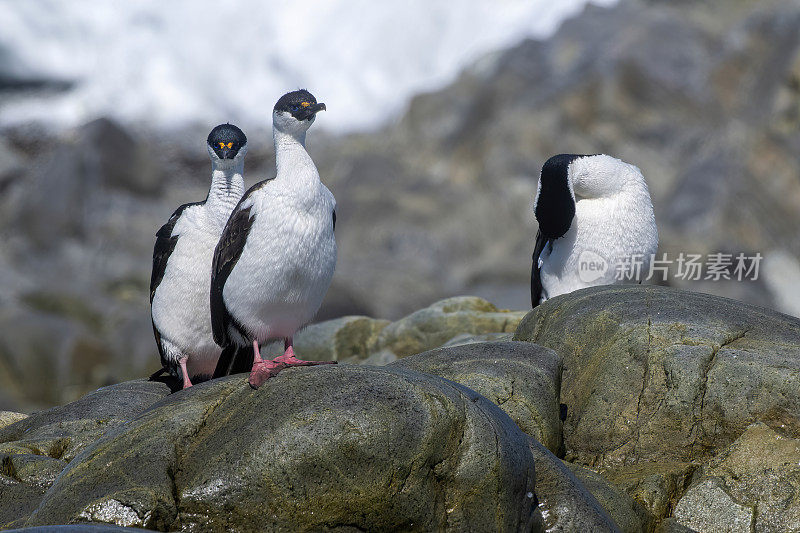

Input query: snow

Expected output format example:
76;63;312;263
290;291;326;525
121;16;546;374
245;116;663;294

0;0;617;132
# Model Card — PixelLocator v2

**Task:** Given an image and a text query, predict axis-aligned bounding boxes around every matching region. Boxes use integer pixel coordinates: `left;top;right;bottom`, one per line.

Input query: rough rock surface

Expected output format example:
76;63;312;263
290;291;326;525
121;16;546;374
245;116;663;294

291;315;390;362
389;341;563;453
288;296;525;365
0;412;27;432
674;422;800;532
600;461;696;522
527;438;621;533
25;368;541;532
566;463;653;533
0;381;171;528
372;297;526;360
0;380;171;464
673;479;753;533
514;285;800;470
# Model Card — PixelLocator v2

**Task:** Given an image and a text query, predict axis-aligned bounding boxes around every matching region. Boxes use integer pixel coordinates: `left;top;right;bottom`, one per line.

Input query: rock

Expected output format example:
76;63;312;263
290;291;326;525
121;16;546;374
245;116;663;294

289;297;526;365
0;381;171;527
0;412;28;431
373;296;527;359
600;461;696;521
0;480;48;530
26;368;541;532
566;463;654;533
293;315;390;362
527;438;621;533
390;341;563;453
673;479;753;533
441;332;514;347
4;527;143;532
656;518;697;533
1;454;66;487
0;380;171;464
684;422;800;532
514;285;800;469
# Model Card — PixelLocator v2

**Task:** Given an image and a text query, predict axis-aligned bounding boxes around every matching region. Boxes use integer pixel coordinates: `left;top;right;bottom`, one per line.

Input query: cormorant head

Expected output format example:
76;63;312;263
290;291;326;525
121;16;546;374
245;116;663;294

272;89;326;134
207;123;248;162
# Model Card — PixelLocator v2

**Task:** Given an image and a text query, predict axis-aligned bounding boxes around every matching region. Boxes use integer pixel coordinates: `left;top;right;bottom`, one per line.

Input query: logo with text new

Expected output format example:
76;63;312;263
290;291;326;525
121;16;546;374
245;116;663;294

578;250;608;283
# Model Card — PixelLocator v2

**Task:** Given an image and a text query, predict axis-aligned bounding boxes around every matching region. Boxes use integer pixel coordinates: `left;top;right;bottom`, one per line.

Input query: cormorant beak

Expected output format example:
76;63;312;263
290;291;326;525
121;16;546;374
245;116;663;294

296;102;326;121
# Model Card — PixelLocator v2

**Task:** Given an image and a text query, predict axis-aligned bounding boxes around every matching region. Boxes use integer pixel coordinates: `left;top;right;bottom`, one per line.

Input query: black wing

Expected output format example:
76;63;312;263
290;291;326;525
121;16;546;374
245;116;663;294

531;230;549;308
150;202;201;368
210;192;259;349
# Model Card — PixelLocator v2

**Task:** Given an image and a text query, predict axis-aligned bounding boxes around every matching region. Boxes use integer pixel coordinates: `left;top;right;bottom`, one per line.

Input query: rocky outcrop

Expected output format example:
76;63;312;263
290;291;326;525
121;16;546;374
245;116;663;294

675;422;800;532
23;368;540;532
390;341;562;453
514;284;800;532
5;285;799;531
0;381;171;529
284;296;526;365
514;284;800;469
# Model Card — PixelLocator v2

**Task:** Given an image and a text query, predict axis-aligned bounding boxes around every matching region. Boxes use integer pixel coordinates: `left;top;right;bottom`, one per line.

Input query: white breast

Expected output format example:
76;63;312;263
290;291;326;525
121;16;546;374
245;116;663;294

223;180;337;344
151;204;225;375
540;182;658;300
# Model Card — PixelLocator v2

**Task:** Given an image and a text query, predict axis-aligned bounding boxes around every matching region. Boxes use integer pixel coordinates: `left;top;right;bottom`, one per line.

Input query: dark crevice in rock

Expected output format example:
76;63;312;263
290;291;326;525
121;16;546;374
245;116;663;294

1;455;20;482
46;438;70;460
633;315;655;459
692;329;750;453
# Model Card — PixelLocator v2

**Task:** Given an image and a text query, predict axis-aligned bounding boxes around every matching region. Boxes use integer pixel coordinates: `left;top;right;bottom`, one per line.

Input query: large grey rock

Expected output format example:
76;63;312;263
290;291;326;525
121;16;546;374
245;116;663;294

566;463;653;533
0;380;171;528
288;297;526;365
528;438;621;533
373;297;527;359
390;341;563;453
600;461;697;522
0;380;171;463
673;479;753;533
514;285;800;469
292;315;390;362
679;422;800;532
26;367;542;532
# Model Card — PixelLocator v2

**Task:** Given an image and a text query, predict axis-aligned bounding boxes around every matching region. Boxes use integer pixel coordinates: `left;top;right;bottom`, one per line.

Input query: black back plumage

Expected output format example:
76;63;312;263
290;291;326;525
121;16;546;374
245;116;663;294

531;154;588;308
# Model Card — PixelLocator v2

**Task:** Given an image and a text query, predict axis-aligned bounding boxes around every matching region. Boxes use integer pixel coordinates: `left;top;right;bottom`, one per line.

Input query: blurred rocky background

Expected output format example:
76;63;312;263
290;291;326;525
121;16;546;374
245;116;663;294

2;0;800;410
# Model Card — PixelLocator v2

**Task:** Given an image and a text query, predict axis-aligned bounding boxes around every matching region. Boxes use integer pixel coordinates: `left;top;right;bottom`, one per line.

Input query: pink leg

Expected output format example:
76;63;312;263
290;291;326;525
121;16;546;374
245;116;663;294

179;357;193;389
272;337;337;368
248;339;285;389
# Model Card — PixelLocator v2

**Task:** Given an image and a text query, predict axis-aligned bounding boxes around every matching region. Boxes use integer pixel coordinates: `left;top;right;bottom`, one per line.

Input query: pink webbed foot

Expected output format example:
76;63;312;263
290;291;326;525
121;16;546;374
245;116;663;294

248;339;337;389
272;344;337;368
248;340;285;389
248;358;287;389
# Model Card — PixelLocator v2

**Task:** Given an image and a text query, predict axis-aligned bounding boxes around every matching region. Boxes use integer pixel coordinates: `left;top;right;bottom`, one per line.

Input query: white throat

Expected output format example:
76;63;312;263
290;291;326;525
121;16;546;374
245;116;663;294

207;158;245;226
273;125;318;187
